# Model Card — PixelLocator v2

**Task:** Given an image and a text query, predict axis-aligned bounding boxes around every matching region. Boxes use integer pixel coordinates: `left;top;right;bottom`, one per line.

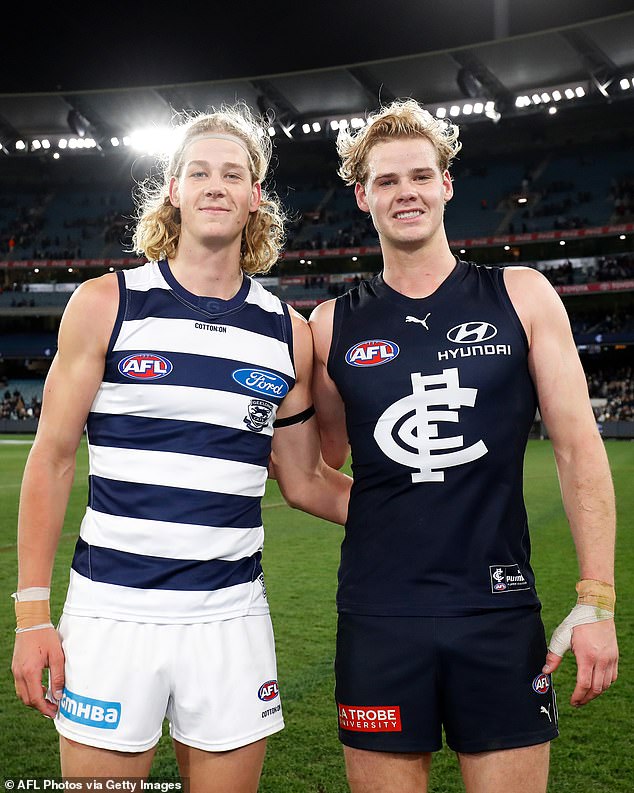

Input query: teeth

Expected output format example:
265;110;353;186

395;210;422;219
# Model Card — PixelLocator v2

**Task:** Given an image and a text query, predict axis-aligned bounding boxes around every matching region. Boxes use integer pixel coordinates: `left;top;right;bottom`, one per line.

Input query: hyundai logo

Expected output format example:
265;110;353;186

446;322;498;344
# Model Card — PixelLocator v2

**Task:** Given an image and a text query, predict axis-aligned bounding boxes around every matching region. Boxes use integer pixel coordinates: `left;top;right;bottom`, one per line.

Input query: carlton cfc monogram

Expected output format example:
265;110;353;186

373;367;488;483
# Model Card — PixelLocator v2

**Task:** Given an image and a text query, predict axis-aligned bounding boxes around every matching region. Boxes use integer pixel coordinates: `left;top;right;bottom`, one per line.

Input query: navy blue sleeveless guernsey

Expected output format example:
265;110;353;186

63;260;295;623
328;260;540;616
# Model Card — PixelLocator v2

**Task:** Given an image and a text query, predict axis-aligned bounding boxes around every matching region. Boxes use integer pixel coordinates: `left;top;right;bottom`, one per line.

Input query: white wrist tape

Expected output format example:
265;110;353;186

548;604;614;657
15;623;54;634
12;587;51;602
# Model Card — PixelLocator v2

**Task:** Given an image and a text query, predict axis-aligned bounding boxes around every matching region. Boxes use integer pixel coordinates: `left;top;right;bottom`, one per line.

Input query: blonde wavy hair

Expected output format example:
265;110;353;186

132;103;285;275
337;98;462;187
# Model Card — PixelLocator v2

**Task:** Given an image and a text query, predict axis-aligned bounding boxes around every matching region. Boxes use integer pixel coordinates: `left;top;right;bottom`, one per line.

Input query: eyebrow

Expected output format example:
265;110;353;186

373;166;436;181
186;159;249;172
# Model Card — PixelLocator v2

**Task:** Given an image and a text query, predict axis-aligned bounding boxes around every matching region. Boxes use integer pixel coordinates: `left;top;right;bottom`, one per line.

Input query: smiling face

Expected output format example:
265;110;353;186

168;136;261;253
355;136;453;253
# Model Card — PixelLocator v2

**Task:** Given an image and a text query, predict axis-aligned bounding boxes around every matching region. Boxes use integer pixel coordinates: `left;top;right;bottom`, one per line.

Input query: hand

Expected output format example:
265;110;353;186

12;628;65;718
543;619;618;707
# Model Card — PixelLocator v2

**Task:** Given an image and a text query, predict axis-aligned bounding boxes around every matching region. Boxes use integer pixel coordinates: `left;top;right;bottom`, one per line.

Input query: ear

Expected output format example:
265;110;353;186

168;176;180;208
249;182;262;213
442;170;454;204
355;182;369;213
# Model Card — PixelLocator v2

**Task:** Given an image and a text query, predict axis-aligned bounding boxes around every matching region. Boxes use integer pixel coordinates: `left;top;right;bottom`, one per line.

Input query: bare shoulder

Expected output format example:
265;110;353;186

59;272;120;354
284;305;312;373
503;265;556;297
65;271;119;315
288;304;309;329
308;299;336;362
288;304;311;345
309;297;336;327
35;273;121;444
503;266;567;336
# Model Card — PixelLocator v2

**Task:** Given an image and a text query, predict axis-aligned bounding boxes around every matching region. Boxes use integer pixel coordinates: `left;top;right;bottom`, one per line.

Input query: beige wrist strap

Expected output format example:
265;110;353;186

576;579;616;612
12;588;53;633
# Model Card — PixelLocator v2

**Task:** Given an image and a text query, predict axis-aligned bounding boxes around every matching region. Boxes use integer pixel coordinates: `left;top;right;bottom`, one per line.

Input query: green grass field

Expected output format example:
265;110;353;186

0;437;632;791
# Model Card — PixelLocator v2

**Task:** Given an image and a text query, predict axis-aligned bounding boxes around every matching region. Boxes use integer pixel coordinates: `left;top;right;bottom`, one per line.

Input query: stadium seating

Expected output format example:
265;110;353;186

1;136;632;429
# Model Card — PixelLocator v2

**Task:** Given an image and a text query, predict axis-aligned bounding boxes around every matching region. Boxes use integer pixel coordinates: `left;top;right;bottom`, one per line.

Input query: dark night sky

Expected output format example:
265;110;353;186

4;0;633;94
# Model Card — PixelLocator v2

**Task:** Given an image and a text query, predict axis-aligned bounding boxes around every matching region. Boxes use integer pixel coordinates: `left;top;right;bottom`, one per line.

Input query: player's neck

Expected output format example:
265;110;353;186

168;243;244;298
381;243;457;299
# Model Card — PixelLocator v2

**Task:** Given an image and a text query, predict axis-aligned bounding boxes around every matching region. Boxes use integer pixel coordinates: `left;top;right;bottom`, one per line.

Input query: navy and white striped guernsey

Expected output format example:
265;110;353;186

63;260;295;623
328;259;541;617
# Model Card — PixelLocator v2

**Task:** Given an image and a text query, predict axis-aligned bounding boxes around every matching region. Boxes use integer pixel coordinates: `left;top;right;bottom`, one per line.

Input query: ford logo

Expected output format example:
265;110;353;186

232;368;290;397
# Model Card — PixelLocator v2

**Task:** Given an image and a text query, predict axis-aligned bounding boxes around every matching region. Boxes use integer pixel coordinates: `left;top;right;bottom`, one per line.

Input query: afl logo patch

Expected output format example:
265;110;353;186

258;680;279;702
118;353;173;380
447;322;497;344
232;368;289;398
345;340;399;367
532;674;551;694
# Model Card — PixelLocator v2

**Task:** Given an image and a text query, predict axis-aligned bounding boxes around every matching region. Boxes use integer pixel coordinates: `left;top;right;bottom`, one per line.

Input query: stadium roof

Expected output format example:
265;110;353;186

1;3;633;158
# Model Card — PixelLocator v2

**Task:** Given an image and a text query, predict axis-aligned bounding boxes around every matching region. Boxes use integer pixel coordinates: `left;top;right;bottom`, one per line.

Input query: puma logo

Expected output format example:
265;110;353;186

405;313;431;330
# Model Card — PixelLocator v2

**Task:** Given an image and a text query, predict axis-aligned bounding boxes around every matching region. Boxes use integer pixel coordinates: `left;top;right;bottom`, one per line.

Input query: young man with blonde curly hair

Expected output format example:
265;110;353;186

310;98;618;793
12;104;351;791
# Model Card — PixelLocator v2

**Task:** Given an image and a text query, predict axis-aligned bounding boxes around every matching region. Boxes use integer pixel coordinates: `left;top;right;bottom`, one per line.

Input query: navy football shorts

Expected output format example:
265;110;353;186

335;606;559;753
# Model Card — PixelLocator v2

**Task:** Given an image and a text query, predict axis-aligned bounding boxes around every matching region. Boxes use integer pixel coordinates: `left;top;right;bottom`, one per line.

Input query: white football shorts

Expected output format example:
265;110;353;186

53;612;284;752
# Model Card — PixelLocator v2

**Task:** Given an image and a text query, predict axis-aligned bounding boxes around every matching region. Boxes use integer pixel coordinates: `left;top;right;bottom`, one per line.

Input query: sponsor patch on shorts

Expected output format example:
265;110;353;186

258;680;279;702
489;564;530;593
338;704;402;732
532;673;551;694
59;687;121;729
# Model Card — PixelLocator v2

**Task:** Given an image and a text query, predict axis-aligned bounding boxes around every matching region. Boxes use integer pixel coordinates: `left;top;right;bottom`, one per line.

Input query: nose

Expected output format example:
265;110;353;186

204;174;226;196
396;184;417;202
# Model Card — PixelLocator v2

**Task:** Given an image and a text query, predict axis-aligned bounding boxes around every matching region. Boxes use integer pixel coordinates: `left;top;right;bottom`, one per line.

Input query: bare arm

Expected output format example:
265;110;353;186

505;266;618;705
308;299;350;469
270;308;351;525
12;274;119;716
